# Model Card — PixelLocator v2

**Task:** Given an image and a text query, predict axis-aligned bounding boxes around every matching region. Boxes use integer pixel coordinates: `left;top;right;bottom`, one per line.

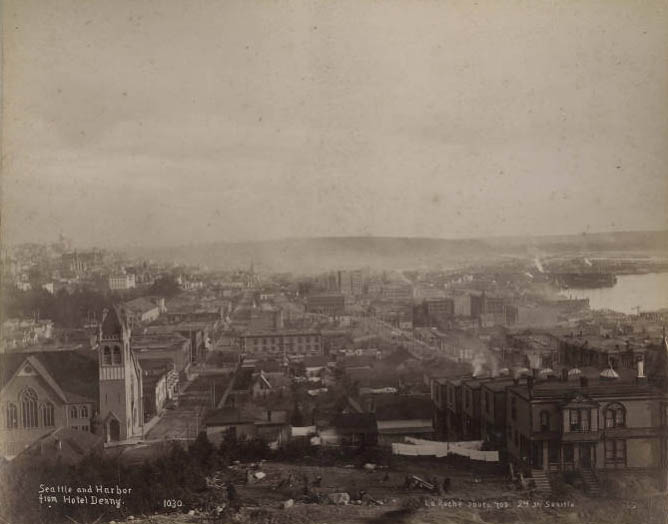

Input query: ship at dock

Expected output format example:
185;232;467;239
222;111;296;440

551;272;618;289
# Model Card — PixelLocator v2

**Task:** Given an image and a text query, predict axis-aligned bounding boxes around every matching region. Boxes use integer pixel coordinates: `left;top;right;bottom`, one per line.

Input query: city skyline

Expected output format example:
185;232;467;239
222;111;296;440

2;0;667;249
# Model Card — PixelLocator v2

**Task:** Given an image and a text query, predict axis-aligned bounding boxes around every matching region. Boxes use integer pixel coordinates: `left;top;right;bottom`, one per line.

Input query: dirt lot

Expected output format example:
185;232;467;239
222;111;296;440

105;460;667;524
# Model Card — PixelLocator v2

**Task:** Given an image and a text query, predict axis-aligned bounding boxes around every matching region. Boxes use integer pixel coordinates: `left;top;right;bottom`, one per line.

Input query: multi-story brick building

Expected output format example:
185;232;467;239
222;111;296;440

461;377;494;440
381;282;413;302
240;329;323;358
506;363;666;473
453;292;484;318
435;375;469;441
108;272;136;291
306;294;345;316
338;270;364;296
480;377;515;451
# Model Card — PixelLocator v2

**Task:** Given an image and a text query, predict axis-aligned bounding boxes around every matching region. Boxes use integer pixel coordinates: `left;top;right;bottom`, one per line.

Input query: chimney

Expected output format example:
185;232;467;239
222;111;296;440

580;376;589;388
561;368;569;382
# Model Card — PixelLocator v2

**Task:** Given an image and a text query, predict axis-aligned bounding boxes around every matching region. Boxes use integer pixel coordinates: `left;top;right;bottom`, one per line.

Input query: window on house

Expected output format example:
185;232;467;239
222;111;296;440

605;403;626;428
41;402;55;426
103;346;112;365
6;403;18;429
569;409;578;430
70;406;78;419
112;346;122;365
569;408;590;432
605;439;626;464
20;388;39;428
80;406;88;419
564;444;574;463
539;410;550;432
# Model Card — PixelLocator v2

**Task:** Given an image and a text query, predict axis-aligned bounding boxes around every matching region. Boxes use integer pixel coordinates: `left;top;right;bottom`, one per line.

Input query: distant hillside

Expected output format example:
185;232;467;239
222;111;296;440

124;230;668;273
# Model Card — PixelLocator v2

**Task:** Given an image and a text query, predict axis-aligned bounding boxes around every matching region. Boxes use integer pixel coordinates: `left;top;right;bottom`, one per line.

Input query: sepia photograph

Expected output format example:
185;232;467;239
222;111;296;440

1;1;667;523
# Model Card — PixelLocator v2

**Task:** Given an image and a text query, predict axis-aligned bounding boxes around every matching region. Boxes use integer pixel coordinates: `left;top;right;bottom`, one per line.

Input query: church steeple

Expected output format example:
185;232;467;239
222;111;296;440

98;305;143;443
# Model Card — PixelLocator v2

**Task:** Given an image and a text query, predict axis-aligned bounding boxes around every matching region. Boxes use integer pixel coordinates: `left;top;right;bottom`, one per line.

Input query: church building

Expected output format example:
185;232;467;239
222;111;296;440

97;306;144;442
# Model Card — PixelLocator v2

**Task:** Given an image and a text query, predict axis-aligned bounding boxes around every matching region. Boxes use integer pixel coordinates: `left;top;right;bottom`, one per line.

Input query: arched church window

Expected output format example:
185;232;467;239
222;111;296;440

112;345;122;365
103;346;112;365
20;388;39;428
80;405;88;419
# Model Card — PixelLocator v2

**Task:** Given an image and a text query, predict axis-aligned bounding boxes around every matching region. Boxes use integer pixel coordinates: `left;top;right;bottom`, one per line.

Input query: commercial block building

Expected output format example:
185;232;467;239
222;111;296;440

240;330;323;358
306;294;345;316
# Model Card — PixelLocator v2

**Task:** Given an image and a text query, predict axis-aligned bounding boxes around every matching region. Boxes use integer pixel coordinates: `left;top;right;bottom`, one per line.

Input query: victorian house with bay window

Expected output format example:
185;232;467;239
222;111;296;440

506;362;666;473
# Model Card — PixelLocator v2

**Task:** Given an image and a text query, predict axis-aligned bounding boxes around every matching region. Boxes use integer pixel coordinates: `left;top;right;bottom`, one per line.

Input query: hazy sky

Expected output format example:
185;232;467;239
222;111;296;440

2;0;667;248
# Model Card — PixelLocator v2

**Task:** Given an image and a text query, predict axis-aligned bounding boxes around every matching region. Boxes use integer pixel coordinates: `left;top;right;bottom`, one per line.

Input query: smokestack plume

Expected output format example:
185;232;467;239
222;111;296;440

471;354;486;378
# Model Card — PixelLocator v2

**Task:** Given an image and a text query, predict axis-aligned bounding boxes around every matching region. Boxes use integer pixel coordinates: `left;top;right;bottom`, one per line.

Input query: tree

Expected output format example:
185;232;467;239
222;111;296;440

149;276;181;297
290;401;304;426
190;431;216;473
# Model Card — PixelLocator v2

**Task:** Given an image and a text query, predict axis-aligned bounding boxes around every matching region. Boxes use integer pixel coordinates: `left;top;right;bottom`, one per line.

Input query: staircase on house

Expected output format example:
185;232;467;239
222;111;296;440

531;469;553;496
579;469;602;496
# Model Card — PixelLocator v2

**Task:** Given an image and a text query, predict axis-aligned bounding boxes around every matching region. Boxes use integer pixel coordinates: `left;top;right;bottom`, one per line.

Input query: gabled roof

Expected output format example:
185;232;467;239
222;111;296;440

123;297;159;315
373;395;433;421
0;350;98;403
14;427;103;465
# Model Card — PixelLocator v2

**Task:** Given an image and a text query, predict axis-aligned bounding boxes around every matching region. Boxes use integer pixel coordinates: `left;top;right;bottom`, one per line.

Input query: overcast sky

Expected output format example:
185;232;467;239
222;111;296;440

2;0;667;248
